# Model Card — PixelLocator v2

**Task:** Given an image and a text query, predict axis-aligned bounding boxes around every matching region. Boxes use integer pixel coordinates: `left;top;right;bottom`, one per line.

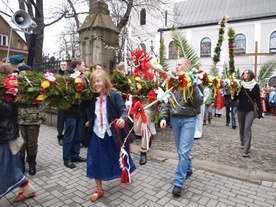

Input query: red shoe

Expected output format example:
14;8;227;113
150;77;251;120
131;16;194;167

90;189;103;202
13;191;36;202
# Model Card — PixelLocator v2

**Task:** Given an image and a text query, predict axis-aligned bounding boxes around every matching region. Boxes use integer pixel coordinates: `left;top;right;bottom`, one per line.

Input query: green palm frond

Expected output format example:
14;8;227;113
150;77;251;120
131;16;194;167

159;38;170;69
257;60;276;88
209;65;220;77
236;68;241;79
171;30;201;70
221;63;229;79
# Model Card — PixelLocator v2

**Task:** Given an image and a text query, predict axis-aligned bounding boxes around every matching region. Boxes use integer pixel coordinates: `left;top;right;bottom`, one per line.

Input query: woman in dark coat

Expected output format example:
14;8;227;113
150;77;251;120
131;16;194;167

237;69;263;157
0;66;36;202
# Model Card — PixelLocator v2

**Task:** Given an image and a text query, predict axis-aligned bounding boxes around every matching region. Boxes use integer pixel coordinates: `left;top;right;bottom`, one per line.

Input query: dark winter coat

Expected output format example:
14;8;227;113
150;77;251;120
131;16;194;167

237;85;263;115
0;100;19;144
81;91;130;150
159;83;204;120
224;94;238;107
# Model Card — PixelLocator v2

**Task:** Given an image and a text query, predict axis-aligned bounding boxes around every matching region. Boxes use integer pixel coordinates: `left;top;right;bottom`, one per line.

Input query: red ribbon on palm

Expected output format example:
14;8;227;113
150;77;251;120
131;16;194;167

4;74;18;89
131;49;154;80
129;101;147;123
230;80;237;89
147;90;159;107
177;73;189;88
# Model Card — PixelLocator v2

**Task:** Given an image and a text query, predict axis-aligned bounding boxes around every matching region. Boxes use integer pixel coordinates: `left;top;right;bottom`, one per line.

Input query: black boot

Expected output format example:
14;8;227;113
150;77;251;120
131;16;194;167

21;156;25;173
139;152;147;165
29;155;36;176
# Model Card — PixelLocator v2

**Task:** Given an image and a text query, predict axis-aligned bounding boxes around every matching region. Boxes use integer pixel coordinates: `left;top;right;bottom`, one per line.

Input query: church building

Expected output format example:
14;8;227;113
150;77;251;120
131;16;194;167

129;0;276;76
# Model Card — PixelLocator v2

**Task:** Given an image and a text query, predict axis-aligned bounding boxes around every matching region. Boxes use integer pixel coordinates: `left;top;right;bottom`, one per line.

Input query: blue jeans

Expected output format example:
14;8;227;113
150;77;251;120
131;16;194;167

226;106;237;126
171;116;196;188
63;117;84;163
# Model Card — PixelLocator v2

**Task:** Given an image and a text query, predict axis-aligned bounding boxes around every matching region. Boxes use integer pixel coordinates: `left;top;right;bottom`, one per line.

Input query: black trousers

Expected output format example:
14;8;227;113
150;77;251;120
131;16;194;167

57;108;64;139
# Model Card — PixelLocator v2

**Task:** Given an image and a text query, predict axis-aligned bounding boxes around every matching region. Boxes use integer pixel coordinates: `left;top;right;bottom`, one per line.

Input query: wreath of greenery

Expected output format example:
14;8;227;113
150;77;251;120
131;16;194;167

109;70;156;102
1;72;93;109
0;70;157;109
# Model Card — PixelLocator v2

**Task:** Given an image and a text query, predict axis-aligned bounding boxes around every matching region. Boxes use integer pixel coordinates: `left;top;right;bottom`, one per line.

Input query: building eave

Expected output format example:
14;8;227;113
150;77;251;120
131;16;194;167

158;15;276;32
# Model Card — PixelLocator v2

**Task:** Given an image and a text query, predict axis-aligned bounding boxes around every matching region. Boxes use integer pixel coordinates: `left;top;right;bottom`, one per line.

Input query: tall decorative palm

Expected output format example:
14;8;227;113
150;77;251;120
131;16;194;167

209;65;220;78
172;30;201;70
257;60;276;88
159;38;170;70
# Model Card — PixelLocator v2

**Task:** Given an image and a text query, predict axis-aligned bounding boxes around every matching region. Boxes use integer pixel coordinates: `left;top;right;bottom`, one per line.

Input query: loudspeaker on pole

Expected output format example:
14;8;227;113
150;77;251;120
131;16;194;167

11;10;37;34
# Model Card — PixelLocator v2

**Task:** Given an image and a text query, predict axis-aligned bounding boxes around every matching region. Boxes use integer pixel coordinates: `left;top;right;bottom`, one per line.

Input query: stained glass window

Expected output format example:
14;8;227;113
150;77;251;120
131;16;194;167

269;31;276;53
234;34;246;55
169;41;177;59
200;37;211;57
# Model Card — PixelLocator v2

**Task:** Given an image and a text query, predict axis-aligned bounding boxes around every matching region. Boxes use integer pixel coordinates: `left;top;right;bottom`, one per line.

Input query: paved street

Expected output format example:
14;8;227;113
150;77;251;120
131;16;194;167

143;113;276;181
1;114;276;207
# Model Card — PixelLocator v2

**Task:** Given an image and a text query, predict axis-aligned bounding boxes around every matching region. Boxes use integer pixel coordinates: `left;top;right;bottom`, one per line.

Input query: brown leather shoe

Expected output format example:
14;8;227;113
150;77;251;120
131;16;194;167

242;153;249;157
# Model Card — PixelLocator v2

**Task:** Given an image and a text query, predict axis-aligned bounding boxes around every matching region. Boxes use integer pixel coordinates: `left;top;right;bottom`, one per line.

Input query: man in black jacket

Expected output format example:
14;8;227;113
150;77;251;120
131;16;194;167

62;58;86;169
56;61;69;146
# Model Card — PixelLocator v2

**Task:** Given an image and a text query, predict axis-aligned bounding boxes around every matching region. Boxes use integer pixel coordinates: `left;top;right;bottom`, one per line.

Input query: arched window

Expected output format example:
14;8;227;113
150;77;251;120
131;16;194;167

200;37;211;57
169;41;177;59
140;43;147;52
234;34;246;55
140;9;146;25
269;31;276;53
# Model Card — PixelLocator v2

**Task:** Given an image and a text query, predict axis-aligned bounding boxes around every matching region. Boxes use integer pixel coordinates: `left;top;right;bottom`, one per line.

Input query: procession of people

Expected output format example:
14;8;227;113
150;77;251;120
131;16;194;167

0;49;273;204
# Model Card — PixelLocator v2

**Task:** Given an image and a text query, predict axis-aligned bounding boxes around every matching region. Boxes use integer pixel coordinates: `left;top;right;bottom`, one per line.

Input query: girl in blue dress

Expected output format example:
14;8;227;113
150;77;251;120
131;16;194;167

84;69;136;202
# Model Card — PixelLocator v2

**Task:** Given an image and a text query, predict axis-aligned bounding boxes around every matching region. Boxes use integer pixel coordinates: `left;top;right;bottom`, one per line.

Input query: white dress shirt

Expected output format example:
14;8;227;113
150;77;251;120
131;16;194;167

93;95;112;138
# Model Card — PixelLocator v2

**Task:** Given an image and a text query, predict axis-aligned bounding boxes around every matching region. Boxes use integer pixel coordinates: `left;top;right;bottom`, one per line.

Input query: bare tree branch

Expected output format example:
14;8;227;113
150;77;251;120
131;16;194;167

44;10;68;27
67;0;80;28
117;0;133;31
28;0;38;16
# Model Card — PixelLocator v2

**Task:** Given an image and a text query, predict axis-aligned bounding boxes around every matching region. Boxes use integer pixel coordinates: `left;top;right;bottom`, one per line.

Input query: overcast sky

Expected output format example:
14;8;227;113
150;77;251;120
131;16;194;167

0;0;87;57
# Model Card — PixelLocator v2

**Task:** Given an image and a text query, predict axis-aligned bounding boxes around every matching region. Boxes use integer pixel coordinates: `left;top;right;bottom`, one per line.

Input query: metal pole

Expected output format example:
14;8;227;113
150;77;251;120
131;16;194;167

254;41;258;77
6;26;13;61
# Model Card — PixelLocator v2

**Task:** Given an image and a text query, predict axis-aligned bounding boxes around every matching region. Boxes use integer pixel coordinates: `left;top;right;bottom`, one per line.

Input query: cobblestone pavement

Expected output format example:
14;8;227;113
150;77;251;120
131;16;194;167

136;113;276;175
1;114;276;207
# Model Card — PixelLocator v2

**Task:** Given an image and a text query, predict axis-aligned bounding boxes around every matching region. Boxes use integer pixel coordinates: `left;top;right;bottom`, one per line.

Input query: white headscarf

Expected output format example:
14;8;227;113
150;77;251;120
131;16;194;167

241;79;256;91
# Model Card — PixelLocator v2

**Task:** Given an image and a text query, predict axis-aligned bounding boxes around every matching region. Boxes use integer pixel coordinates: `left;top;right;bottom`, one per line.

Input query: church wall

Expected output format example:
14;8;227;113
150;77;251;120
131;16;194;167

148;19;276;76
128;1;276;77
128;0;174;55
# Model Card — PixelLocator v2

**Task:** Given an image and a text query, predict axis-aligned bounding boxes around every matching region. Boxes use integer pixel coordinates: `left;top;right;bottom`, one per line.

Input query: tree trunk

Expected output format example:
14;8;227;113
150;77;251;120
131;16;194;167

19;0;44;64
117;0;133;31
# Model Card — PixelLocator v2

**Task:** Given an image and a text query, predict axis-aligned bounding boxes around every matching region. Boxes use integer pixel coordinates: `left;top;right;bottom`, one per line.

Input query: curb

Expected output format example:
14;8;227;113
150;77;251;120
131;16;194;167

131;144;276;185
